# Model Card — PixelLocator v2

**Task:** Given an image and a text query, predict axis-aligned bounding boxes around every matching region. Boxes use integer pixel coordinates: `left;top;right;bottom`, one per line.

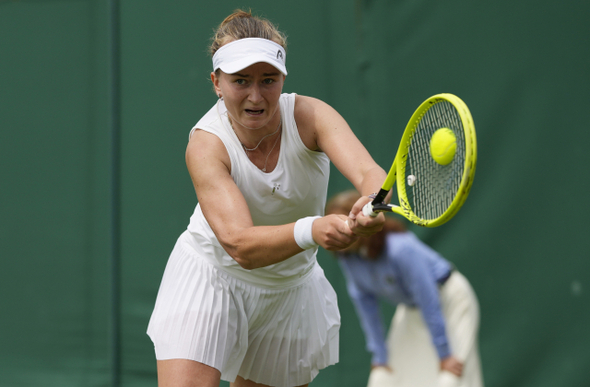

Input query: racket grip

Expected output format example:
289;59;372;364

362;202;378;217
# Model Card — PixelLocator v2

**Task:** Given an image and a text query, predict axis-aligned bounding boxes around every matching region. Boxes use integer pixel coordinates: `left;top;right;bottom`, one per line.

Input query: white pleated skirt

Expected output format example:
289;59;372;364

147;232;340;387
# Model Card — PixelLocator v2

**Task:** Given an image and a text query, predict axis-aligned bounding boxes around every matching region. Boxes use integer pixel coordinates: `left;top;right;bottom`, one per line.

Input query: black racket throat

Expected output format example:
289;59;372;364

371;189;393;212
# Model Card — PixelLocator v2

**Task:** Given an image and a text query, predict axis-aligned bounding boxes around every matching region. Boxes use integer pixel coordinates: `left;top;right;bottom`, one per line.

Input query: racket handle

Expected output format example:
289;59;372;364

362;202;378;217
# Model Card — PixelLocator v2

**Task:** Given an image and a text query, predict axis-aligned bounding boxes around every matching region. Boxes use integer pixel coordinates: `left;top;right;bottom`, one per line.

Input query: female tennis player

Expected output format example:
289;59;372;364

147;9;387;387
326;190;484;387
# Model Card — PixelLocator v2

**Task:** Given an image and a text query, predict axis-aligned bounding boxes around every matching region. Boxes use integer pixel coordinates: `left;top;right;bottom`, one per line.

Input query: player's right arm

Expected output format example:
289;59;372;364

186;129;356;269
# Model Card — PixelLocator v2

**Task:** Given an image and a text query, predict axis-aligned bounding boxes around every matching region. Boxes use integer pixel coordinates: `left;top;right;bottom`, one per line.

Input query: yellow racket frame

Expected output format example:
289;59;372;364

364;93;477;227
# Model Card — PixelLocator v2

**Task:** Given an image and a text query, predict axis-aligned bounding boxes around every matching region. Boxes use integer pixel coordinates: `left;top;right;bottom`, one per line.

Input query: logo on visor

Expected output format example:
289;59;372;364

276;50;284;62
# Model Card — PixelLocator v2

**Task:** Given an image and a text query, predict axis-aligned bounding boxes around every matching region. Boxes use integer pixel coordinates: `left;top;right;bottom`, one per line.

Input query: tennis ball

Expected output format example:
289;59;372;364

430;128;457;165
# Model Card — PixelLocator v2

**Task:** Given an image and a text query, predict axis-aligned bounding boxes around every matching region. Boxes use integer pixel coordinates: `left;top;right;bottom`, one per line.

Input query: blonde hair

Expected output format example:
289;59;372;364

209;9;287;57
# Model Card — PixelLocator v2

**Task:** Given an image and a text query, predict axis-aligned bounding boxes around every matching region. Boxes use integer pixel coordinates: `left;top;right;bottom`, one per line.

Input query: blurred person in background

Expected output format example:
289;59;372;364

326;189;484;387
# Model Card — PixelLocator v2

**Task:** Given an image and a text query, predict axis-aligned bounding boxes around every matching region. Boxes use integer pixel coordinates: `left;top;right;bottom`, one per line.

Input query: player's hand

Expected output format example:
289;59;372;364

440;356;463;377
347;196;385;236
312;214;358;251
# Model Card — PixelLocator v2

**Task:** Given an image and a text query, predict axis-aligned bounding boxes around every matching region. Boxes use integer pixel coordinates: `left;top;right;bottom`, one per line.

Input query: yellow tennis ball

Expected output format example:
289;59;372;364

430;128;457;165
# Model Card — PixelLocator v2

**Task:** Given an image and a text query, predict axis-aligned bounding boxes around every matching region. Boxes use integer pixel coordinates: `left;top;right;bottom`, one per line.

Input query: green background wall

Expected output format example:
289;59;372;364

1;1;588;386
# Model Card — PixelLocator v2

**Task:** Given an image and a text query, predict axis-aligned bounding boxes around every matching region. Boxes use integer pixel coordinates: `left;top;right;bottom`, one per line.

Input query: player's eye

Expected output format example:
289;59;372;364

232;78;249;86
263;78;275;85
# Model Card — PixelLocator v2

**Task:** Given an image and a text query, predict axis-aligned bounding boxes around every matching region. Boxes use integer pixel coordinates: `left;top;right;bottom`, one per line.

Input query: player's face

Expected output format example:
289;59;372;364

213;62;285;131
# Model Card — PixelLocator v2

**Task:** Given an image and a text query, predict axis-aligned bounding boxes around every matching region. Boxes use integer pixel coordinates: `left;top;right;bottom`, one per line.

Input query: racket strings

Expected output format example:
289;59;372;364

405;101;466;221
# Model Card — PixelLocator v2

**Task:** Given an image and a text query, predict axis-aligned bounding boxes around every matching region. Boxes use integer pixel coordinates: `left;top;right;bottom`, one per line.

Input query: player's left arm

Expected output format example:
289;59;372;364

294;95;386;234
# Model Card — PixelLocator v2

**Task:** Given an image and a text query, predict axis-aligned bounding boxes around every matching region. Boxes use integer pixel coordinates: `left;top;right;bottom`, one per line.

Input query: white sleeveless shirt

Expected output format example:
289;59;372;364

185;93;330;287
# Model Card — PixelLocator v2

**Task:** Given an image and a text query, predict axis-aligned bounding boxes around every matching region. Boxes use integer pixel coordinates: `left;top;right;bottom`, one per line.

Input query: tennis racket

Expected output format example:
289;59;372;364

363;93;477;227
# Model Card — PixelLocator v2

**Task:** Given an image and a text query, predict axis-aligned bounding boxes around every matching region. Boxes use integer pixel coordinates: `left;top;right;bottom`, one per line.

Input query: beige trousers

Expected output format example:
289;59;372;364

367;271;484;387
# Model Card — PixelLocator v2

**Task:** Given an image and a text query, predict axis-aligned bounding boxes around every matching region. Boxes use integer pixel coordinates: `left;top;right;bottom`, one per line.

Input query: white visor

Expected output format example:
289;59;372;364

212;38;287;76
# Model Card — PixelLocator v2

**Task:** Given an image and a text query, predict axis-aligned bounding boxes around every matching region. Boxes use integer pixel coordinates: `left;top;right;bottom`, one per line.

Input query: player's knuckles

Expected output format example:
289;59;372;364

350;223;375;236
318;231;349;248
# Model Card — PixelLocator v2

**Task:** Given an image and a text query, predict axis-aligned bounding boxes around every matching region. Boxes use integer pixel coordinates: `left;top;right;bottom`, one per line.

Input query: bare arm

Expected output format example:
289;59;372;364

294;95;387;234
186;129;356;270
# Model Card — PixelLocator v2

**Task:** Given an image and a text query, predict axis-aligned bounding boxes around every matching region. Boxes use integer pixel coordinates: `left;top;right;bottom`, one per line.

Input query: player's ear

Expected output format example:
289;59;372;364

211;71;221;97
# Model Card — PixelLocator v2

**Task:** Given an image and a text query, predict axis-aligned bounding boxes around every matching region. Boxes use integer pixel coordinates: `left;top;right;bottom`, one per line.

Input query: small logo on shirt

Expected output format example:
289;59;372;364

272;183;281;195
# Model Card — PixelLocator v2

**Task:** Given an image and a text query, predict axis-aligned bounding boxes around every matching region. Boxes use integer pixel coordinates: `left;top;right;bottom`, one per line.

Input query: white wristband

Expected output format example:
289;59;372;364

294;216;321;250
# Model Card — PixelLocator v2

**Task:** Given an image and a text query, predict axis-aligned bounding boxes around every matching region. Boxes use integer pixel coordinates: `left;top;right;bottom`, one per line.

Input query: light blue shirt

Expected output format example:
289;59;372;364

338;231;452;365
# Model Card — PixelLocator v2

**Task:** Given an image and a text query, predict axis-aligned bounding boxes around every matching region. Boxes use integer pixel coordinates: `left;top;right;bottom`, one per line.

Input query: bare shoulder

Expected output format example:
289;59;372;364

186;129;231;177
294;95;335;121
294;95;341;151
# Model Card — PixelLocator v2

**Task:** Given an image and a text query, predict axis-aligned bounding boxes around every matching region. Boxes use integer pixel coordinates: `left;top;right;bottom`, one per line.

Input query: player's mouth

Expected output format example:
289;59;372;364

245;108;264;116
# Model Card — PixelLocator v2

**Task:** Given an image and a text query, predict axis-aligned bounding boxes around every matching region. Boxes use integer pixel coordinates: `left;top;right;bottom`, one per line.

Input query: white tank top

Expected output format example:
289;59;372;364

185;93;330;287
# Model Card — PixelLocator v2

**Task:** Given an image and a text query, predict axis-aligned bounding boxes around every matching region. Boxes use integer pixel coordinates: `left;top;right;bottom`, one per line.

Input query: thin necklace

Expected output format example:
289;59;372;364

261;129;281;172
215;99;281;172
233;118;281;152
